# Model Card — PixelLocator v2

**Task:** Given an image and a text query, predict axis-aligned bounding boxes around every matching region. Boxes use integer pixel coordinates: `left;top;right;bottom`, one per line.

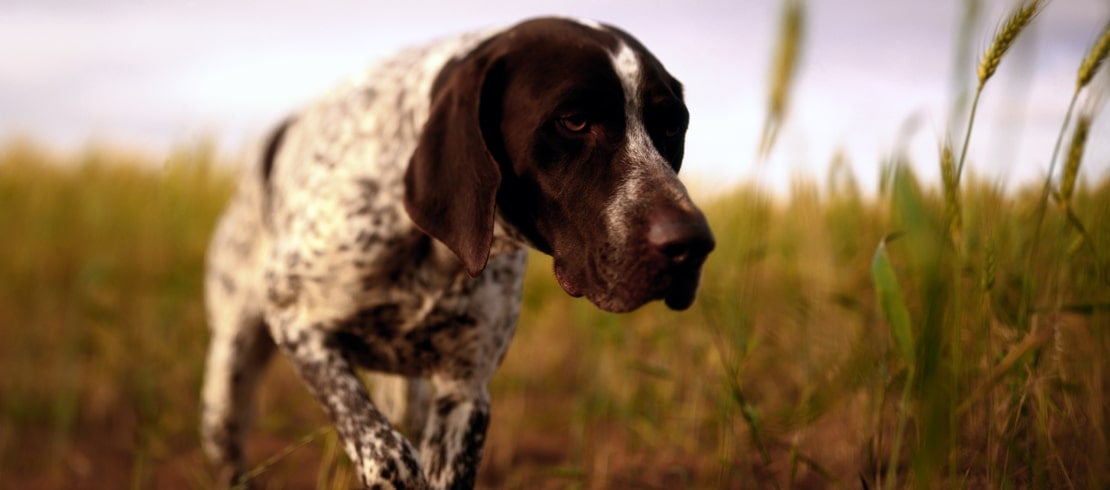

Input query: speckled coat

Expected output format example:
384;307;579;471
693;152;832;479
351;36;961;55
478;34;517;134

201;17;714;490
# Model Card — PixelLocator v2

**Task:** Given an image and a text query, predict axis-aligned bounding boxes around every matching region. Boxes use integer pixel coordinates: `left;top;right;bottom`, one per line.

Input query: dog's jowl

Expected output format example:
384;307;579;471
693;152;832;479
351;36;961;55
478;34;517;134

201;17;714;489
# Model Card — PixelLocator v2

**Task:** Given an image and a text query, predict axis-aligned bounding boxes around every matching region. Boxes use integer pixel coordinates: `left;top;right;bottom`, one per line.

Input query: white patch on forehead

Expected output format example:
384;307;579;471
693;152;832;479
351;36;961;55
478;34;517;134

611;42;641;113
604;40;678;244
609;41;664;167
571;17;605;31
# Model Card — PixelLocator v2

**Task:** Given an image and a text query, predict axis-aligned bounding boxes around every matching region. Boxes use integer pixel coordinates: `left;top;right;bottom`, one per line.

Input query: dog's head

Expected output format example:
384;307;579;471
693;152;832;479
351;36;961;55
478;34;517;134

405;17;714;313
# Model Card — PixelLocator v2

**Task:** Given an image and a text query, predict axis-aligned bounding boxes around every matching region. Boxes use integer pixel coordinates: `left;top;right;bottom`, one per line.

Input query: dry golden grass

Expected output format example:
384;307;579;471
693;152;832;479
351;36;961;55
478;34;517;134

2;129;1109;490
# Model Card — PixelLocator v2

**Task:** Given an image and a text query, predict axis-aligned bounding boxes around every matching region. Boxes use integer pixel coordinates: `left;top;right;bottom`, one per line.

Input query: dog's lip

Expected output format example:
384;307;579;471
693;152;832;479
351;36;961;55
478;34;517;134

555;258;706;312
553;262;584;297
663;277;698;310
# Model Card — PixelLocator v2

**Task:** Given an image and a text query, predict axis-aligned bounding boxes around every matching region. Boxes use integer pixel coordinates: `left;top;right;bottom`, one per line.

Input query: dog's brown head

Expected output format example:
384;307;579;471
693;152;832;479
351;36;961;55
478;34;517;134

406;17;714;313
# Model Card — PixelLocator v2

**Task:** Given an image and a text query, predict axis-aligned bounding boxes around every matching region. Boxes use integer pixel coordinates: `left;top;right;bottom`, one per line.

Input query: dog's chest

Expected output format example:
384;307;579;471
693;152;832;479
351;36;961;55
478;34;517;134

331;247;527;378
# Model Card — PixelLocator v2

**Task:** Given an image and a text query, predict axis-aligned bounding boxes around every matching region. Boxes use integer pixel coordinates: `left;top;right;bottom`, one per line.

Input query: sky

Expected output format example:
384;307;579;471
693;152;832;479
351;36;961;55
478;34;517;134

2;0;1108;195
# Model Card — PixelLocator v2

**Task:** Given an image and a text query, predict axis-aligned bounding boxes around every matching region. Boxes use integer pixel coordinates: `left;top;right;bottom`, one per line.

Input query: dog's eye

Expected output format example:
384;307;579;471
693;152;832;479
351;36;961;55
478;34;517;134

559;114;590;133
659;118;686;138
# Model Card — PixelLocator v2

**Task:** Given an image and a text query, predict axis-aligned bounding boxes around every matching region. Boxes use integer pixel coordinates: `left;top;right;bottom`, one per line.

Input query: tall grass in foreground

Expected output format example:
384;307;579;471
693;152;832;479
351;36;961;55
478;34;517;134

861;2;1110;488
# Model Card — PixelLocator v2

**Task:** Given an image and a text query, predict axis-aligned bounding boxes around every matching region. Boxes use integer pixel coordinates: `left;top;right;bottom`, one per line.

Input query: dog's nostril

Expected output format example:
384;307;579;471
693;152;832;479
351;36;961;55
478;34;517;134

661;242;692;263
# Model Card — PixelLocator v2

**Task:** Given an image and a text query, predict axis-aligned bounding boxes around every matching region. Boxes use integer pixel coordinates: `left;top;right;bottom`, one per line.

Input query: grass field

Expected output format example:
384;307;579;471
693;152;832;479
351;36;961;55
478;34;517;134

1;138;1107;488
2;3;1109;489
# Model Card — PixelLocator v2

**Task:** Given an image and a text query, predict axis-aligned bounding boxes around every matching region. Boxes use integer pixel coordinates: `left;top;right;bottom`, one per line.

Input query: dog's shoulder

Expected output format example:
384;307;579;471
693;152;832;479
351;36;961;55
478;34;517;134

237;27;510;323
276;28;502;185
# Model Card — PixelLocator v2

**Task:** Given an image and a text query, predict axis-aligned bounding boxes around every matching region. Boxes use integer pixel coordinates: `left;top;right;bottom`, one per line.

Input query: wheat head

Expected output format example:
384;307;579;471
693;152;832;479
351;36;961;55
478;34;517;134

1078;21;1110;90
1061;115;1091;204
978;0;1045;87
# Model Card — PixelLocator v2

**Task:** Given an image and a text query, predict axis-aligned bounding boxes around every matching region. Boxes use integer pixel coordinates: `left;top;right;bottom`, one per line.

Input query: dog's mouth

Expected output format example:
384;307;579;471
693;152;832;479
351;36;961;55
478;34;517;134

546;195;715;314
554;262;584;298
553;255;707;313
662;268;701;310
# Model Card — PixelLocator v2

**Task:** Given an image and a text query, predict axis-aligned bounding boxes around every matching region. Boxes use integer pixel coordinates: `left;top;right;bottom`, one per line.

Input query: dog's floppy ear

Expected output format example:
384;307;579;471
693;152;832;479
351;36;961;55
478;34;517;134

405;40;507;277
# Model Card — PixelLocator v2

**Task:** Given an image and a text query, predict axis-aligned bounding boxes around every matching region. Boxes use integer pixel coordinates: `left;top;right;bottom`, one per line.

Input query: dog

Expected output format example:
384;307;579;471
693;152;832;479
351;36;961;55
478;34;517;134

201;16;715;489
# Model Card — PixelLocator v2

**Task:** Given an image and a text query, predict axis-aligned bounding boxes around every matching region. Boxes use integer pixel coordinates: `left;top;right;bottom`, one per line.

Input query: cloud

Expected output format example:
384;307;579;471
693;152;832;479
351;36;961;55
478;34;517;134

1;0;1106;192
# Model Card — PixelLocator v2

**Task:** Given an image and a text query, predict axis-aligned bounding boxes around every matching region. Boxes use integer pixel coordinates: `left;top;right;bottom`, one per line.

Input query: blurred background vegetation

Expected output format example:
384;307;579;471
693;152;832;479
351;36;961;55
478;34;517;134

2;1;1109;489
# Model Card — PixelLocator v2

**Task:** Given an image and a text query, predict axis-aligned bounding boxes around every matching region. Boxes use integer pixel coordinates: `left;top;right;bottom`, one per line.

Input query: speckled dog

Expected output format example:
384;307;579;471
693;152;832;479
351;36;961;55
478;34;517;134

201;17;715;489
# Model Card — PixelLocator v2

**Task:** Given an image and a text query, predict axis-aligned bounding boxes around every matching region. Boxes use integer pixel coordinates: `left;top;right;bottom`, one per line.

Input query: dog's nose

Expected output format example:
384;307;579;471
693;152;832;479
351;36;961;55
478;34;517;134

646;208;715;266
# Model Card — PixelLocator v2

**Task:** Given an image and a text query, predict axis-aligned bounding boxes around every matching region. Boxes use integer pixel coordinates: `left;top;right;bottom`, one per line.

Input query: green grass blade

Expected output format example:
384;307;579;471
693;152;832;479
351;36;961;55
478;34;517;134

872;234;915;366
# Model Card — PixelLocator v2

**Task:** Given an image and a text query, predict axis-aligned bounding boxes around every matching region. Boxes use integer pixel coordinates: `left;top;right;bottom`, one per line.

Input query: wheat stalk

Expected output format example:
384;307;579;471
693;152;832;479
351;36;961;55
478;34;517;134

758;0;805;160
955;0;1045;184
1021;15;1110;347
1060;115;1090;205
233;426;333;489
1042;21;1110;203
1057;110;1103;279
1078;21;1110;90
940;141;962;243
769;2;801;117
977;0;1045;88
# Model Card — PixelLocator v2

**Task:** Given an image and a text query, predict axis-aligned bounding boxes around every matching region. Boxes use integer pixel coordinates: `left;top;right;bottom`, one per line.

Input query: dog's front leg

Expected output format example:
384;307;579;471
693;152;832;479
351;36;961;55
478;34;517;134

419;377;491;490
272;323;427;489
